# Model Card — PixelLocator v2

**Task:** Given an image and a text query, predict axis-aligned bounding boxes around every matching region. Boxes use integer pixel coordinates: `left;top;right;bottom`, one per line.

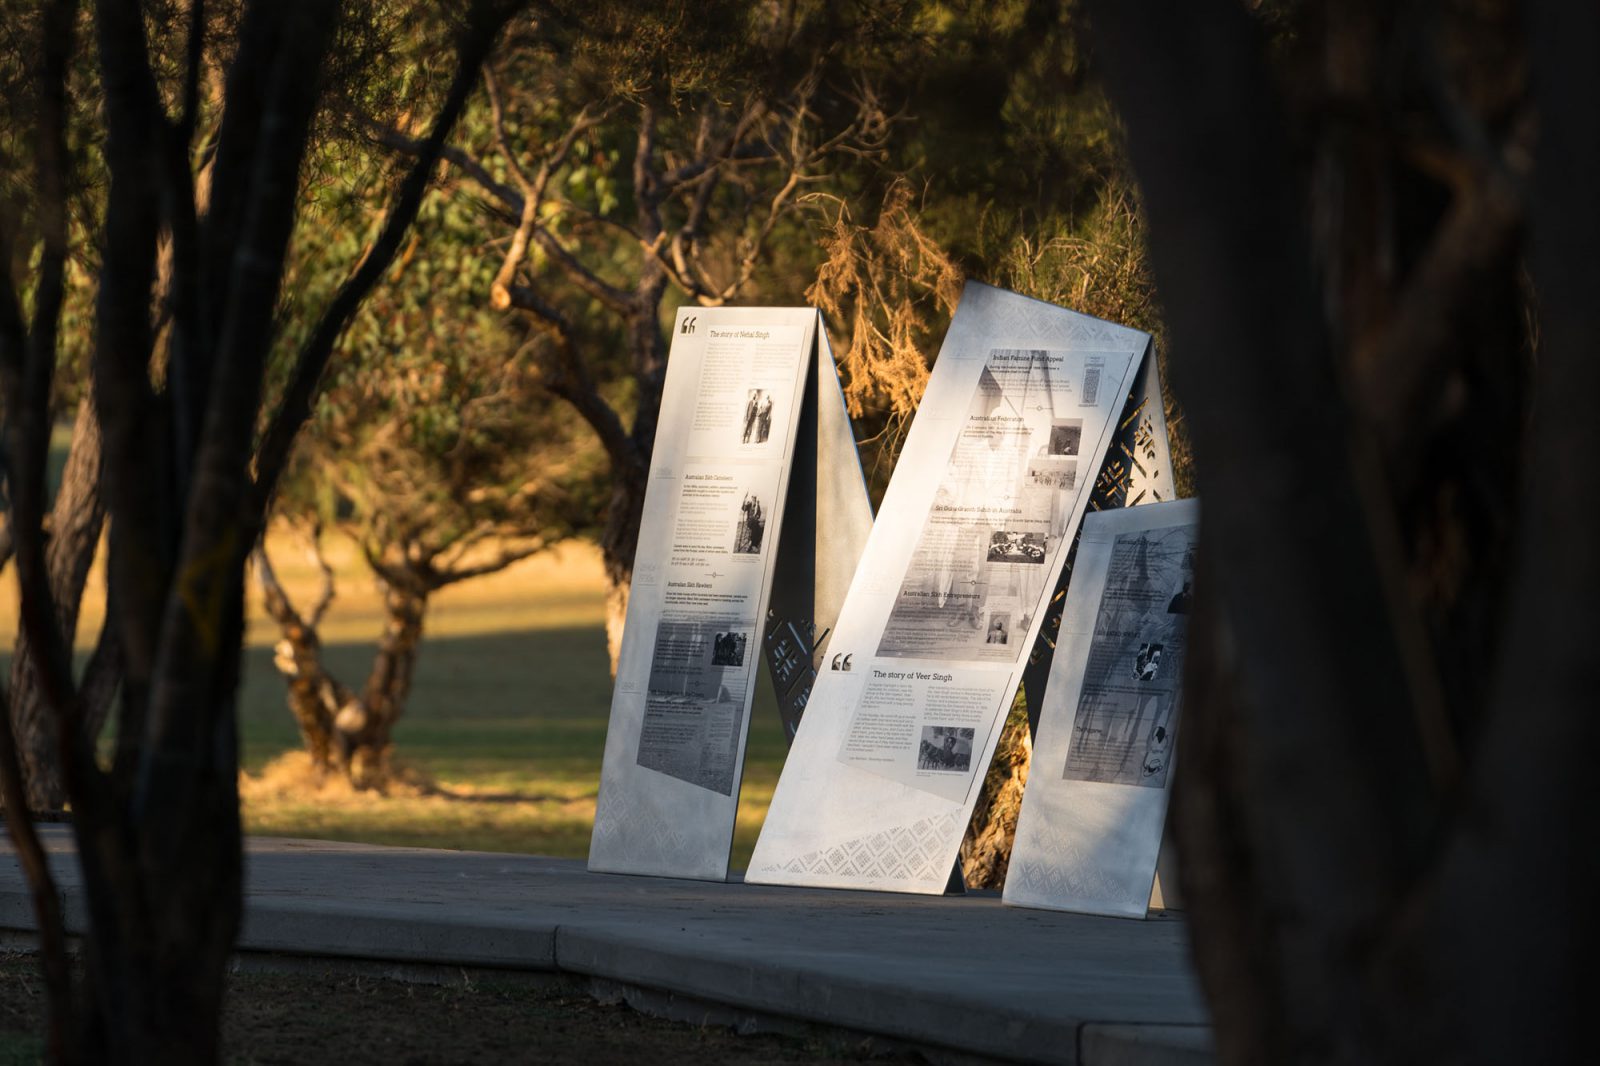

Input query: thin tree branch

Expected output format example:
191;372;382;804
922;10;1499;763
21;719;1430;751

252;543;303;629
0;241;25;379
1351;112;1531;450
432;538;547;587
654;102;761;301
303;532;339;629
481;64;535;195
93;0;178;741
8;0;93;797
633;101;662;246
374;111;634;315
502;282;573;332
488;95;604;310
529;227;633;312
366;122;524;212
658;140;778;189
501;284;634;467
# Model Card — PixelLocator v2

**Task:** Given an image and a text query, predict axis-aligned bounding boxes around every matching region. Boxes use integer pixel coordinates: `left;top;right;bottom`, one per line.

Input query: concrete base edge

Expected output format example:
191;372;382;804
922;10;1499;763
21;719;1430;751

0;882;1213;1066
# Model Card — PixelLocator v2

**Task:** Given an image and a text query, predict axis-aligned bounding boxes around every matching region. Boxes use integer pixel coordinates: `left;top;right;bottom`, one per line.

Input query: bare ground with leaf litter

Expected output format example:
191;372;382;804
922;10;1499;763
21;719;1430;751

0;955;933;1065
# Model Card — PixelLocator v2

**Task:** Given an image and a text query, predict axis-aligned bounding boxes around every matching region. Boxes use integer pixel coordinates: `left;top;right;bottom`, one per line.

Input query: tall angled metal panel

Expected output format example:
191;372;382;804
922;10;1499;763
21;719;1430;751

747;282;1155;895
589;308;871;881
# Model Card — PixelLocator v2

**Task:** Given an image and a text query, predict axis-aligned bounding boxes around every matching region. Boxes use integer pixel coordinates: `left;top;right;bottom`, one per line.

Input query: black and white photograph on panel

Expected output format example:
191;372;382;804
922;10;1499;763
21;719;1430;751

1132;642;1164;681
917;726;975;772
741;388;775;445
638;616;753;796
1063;525;1196;789
1048;418;1083;456
986;530;1048;564
711;630;748;667
732;490;767;554
1027;457;1077;490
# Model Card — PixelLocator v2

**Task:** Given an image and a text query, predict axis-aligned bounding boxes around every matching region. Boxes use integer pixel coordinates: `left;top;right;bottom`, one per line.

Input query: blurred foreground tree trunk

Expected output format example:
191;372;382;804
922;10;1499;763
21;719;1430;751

0;1;516;1061
1088;0;1591;1061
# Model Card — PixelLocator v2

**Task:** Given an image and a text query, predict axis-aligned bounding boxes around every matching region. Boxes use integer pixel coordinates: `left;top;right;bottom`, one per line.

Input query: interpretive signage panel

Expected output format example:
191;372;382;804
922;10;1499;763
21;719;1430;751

746;281;1152;894
590;307;849;881
1003;498;1199;917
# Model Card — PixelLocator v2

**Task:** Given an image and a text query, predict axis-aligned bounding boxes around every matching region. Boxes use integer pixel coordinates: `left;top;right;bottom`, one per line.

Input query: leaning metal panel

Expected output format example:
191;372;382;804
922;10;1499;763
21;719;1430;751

747;281;1155;895
1003;498;1199;918
589;307;821;880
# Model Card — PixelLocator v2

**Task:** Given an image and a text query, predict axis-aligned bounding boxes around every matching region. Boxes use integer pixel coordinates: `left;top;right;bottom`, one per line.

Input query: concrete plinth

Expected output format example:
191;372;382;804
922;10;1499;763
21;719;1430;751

0;827;1211;1064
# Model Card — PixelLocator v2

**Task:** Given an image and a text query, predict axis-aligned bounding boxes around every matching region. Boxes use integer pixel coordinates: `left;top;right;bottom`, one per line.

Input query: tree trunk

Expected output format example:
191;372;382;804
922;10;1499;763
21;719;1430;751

596;246;666;675
75;774;242;1063
257;548;418;789
0;1;513;1059
254;549;351;774
599;457;647;676
346;578;427;788
7;397;106;811
1168;552;1282;1065
1085;1;1569;1062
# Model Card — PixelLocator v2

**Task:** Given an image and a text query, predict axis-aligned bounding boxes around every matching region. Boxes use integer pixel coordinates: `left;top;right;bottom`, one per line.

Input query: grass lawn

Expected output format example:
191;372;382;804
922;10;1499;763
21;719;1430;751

0;533;790;869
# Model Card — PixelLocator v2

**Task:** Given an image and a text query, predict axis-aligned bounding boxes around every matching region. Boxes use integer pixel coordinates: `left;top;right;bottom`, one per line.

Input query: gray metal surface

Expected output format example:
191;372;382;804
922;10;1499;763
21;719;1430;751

589;306;821;880
1005;500;1199;918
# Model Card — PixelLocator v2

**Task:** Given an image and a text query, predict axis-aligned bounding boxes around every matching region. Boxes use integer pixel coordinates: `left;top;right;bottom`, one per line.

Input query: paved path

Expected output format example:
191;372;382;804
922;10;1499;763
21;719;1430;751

0;827;1211;1064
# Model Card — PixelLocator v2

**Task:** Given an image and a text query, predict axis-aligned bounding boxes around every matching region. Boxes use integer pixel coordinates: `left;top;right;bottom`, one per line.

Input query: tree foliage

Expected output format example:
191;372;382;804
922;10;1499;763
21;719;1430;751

365;0;901;670
258;176;605;786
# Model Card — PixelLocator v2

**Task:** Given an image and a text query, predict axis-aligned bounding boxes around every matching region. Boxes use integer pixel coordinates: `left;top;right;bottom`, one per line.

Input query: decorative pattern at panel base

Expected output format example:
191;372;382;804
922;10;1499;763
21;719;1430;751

1009;818;1137;909
591;791;693;872
763;812;965;884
